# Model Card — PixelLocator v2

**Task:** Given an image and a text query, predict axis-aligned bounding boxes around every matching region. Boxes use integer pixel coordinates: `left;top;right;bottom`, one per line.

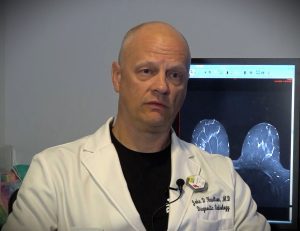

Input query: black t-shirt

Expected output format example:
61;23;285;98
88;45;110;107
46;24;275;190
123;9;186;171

110;131;171;231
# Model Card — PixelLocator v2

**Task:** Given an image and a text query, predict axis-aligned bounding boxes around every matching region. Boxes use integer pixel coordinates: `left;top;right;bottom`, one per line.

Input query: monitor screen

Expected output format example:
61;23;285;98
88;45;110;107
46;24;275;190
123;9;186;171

176;58;300;230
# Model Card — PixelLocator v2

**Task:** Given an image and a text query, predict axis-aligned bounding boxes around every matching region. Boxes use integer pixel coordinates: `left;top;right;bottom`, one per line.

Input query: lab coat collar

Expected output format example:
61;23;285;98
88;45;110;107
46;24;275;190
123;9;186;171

80;117;146;231
80;117;202;231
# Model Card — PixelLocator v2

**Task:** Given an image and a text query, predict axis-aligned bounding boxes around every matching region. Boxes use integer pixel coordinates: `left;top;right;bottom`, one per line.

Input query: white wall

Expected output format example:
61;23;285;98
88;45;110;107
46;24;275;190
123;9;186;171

0;1;5;146
3;0;300;164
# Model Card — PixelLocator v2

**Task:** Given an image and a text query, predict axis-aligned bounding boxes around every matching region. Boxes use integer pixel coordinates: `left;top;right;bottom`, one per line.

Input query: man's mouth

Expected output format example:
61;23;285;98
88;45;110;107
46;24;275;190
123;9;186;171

146;101;168;109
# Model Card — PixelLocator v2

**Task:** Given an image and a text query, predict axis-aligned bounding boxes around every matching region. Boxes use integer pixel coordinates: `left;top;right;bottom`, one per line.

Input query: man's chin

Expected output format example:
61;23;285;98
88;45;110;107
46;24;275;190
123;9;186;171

144;116;171;129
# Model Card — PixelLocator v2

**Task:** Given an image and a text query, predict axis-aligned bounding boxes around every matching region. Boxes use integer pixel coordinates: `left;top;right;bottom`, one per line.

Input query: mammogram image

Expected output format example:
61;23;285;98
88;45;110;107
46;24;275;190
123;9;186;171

191;120;290;207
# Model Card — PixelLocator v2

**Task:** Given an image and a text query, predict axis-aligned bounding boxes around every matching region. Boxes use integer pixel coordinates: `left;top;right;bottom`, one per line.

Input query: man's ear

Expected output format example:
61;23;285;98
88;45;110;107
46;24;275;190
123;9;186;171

111;61;121;93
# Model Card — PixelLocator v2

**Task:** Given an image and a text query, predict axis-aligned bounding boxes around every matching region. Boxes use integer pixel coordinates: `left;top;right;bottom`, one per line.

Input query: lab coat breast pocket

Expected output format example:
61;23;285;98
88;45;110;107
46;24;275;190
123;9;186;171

70;228;104;231
188;192;234;231
197;217;234;231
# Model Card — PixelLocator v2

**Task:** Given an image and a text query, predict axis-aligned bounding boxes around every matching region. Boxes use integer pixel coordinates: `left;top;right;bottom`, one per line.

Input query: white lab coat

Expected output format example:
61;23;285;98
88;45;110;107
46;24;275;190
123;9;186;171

2;117;270;231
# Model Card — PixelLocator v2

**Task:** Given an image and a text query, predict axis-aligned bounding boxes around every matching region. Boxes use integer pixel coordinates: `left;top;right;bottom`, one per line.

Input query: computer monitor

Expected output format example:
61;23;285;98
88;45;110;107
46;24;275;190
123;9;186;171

176;58;300;230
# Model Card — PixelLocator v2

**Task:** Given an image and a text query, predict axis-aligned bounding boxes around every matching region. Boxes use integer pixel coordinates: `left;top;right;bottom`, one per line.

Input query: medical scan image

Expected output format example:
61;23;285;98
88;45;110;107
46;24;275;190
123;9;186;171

191;119;229;156
191;119;290;208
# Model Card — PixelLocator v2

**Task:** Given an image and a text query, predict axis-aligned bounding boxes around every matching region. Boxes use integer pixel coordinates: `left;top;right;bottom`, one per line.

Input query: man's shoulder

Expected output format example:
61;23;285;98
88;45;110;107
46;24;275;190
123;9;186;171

176;137;234;171
33;133;92;163
33;118;113;163
178;137;229;159
177;139;235;186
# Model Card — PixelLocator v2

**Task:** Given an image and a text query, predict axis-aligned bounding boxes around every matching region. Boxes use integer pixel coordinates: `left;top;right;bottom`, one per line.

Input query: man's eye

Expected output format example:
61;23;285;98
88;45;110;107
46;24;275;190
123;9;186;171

143;69;151;74
167;71;184;84
169;72;180;78
140;68;153;75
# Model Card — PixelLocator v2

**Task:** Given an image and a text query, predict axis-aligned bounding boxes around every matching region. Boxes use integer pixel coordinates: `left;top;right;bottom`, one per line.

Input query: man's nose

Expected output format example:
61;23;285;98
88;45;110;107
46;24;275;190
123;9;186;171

152;71;170;95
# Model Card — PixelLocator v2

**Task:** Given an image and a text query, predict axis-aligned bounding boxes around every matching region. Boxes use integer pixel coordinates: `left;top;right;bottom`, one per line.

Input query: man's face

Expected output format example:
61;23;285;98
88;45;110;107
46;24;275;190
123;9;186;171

112;27;190;132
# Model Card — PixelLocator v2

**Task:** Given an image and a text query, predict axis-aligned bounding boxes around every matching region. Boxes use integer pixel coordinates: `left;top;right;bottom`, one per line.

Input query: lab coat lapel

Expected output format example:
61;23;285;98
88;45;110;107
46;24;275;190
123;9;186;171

168;133;201;231
80;119;146;231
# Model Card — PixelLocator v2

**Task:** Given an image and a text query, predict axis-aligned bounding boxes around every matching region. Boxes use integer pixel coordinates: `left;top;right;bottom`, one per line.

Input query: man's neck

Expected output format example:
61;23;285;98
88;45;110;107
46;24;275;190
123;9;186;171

111;118;171;153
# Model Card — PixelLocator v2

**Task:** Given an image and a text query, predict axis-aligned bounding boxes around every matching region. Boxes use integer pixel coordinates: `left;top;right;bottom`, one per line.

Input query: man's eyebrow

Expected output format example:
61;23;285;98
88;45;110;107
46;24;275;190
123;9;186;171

135;61;157;68
134;61;188;72
168;64;189;72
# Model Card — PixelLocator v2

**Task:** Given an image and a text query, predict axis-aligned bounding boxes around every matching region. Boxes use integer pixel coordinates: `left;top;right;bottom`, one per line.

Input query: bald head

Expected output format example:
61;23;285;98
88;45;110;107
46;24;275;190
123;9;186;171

118;21;191;68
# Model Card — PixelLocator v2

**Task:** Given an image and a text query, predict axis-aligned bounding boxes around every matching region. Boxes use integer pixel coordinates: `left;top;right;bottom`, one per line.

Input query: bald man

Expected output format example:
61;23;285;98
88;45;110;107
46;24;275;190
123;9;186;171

2;21;270;231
